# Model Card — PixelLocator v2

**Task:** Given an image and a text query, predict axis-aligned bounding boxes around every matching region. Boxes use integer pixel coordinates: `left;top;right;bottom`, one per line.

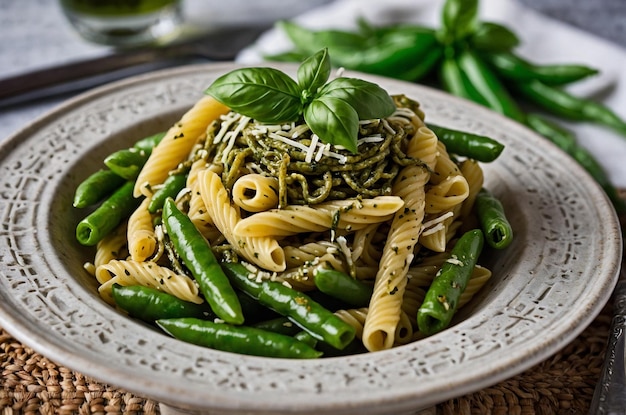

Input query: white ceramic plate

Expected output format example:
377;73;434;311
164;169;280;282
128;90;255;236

0;63;621;415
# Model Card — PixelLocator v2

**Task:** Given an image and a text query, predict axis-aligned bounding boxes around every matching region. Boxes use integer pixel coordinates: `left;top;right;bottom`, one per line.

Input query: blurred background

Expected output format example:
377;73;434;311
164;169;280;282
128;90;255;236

0;0;624;151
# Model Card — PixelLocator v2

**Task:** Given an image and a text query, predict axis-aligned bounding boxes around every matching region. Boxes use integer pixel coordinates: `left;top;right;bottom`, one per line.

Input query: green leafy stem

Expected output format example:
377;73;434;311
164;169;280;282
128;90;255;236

205;48;396;153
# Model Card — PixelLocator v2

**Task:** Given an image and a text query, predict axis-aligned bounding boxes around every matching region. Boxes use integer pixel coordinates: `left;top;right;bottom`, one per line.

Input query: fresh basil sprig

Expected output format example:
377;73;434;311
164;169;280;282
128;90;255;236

205;48;396;153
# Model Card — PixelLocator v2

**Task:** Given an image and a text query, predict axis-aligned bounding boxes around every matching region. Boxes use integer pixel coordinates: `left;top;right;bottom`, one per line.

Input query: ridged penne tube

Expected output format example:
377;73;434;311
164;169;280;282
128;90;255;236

232;174;280;212
458;159;484;221
424;174;470;214
394;311;414;345
458;265;492;308
335;308;368;339
198;169;286;272
406;126;438;171
127;196;157;262
362;166;429;352
134;96;230;197
93;223;127;277
419;209;456;252
283;242;345;272
96;259;202;305
233;196;404;237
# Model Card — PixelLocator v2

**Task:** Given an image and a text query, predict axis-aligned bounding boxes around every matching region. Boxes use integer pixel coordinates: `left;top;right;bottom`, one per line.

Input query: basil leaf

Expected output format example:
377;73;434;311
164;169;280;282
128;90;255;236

205;67;302;123
439;0;478;43
297;48;331;102
304;96;359;153
470;22;520;52
318;78;396;120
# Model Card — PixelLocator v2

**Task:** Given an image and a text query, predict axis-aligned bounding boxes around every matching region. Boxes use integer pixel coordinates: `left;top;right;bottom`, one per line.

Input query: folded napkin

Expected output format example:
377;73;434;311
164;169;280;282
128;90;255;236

237;0;626;189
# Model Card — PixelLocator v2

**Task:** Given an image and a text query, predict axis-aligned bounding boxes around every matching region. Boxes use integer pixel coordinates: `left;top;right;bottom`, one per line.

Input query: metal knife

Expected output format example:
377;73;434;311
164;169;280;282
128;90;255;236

0;25;267;107
589;211;626;415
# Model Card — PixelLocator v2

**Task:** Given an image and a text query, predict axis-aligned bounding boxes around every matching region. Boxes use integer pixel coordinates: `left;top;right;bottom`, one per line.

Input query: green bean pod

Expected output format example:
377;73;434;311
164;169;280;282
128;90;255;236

514;79;626;135
474;188;513;249
223;262;356;350
428;123;504;162
104;147;150;180
162;198;244;325
111;284;214;322
73;169;126;208
253;316;302;336
76;181;141;246
103;131;166;180
133;131;166;152
525;113;577;152
148;173;188;213
440;53;477;102
483;52;598;86
417;229;485;336
525;114;625;213
157;318;323;359
455;49;526;123
313;268;373;308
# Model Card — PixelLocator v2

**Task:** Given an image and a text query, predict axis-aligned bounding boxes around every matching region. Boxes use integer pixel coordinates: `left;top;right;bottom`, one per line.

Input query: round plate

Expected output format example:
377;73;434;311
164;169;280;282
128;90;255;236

0;63;621;414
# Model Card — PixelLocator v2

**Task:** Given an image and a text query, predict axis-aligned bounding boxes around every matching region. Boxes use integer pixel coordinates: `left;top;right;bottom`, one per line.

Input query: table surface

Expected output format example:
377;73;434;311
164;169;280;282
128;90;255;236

0;0;625;413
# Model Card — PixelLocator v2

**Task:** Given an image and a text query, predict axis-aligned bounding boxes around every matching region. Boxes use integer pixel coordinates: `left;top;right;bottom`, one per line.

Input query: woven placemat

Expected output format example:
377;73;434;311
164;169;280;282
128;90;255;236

2;191;624;414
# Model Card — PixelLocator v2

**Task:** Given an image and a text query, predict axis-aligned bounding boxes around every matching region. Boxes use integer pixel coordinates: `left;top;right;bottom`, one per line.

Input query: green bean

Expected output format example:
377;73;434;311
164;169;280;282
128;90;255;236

571;145;626;214
484;52;598;86
427;123;505;162
148;173;188;213
162;198;244;325
222;262;356;350
455;49;526;123
525;114;626;213
111;284;214;323
474;188;513;249
104;147;150;180
156;318;323;359
440;52;479;102
133;131;166;152
525;113;576;152
514;79;626;135
417;229;484;336
253;316;301;336
103;131;166;180
73;169;125;208
313;268;373;308
76;181;141;246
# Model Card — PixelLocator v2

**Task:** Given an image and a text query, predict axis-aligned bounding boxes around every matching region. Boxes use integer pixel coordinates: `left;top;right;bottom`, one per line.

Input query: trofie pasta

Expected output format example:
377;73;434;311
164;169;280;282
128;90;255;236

75;54;512;358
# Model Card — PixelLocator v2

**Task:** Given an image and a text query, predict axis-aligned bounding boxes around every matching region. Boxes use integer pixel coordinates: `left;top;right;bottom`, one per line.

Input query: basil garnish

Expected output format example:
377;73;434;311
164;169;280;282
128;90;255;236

205;48;395;154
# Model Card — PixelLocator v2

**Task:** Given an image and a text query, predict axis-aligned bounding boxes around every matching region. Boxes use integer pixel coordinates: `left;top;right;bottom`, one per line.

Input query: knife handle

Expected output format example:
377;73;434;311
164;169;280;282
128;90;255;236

0;48;171;102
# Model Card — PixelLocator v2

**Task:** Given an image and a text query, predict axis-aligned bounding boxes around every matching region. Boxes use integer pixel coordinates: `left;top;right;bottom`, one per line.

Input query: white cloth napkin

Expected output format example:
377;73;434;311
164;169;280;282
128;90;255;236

237;0;626;189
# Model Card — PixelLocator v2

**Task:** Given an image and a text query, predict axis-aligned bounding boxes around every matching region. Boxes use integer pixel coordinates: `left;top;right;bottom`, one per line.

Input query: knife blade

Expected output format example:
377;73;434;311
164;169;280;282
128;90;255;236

0;25;267;107
589;195;626;415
